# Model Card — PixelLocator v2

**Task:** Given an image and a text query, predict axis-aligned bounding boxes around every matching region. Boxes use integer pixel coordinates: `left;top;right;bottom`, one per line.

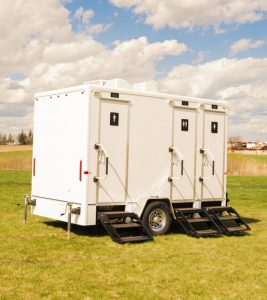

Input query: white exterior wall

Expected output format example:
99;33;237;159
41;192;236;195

31;81;228;226
31;87;95;225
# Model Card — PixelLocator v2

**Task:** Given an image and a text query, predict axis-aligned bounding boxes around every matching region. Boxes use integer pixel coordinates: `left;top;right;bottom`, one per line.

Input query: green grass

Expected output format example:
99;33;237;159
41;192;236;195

1;150;267;175
0;171;267;299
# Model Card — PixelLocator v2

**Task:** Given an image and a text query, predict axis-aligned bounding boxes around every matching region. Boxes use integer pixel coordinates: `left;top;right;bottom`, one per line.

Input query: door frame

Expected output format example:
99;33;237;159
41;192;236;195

95;98;130;204
200;108;227;200
170;104;198;203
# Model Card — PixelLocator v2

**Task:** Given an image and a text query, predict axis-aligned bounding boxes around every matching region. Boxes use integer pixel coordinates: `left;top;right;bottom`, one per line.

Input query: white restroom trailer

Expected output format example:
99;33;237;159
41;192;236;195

28;79;250;242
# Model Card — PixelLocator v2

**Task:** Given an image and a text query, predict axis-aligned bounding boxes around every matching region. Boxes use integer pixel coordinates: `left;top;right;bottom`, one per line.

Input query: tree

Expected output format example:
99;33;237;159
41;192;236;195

18;130;27;145
27;130;33;145
0;133;7;145
7;133;14;144
2;134;7;145
228;136;241;150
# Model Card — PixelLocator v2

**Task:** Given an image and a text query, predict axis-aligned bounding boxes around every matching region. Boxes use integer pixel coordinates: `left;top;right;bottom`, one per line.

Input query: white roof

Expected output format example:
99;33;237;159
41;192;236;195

35;78;228;106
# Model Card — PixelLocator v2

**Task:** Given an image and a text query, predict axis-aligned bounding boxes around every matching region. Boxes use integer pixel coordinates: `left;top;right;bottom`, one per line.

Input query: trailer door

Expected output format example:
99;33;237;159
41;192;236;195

201;110;226;199
96;100;129;203
171;108;197;201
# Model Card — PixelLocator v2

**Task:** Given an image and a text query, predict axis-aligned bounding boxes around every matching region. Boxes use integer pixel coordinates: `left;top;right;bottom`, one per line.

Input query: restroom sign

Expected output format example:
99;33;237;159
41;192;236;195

110;112;119;126
181;119;189;131
211;121;218;133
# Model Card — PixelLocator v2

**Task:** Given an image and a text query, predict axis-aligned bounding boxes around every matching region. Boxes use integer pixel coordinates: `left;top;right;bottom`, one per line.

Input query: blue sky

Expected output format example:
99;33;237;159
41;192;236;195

0;0;266;140
66;0;267;64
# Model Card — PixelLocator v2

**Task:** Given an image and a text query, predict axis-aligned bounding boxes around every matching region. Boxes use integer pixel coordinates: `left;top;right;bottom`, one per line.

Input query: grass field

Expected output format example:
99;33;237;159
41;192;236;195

1;149;267;176
228;153;267;176
0;170;266;299
0;145;32;152
0;150;32;171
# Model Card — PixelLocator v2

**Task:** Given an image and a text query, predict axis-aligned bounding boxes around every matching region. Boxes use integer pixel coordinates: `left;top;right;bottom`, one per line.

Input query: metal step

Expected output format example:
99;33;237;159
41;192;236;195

195;229;219;236
175;208;203;214
218;216;238;221
226;226;248;232
174;208;222;237
187;218;211;223
99;211;153;244
204;207;251;234
205;206;226;210
120;236;152;243
113;223;142;229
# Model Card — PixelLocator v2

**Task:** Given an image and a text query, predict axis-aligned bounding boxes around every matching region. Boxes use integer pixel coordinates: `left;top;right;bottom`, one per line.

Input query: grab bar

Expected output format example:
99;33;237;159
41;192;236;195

94;143;109;182
199;148;215;181
168;146;184;181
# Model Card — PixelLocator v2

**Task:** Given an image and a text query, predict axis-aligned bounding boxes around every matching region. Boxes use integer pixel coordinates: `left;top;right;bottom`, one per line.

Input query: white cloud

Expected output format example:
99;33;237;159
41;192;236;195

28;37;188;89
87;23;112;35
0;0;188;133
74;7;112;35
0;0;72;78
74;7;94;25
230;38;264;55
110;0;267;31
192;51;208;65
160;57;267;139
1;0;266;140
60;0;73;4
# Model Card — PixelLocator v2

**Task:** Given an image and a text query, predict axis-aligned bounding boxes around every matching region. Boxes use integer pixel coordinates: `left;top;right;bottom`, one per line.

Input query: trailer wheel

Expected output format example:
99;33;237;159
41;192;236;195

142;201;171;236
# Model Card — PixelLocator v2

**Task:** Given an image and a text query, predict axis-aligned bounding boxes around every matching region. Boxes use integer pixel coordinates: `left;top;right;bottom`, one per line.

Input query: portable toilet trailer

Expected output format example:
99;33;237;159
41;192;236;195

25;79;250;243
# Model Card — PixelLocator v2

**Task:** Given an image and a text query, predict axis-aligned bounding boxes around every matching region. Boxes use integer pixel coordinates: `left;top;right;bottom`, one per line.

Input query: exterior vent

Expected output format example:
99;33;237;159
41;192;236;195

133;81;159;93
105;79;131;89
84;79;131;89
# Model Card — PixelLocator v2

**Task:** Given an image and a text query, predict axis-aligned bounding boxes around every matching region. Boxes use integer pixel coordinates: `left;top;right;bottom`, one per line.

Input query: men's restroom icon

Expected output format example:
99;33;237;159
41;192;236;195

110;112;119;126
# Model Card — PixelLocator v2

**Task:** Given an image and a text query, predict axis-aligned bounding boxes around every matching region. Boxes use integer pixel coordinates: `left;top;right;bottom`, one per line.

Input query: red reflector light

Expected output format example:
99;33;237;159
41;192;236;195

33;158;36;176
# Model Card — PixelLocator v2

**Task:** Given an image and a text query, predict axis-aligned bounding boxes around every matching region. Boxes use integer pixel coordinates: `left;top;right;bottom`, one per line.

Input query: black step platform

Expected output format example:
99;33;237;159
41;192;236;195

99;211;153;244
174;208;222;237
204;206;251;234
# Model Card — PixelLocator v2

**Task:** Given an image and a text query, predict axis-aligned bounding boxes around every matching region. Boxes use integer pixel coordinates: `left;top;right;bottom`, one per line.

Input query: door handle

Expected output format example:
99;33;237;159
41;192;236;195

94;143;109;182
169;146;184;181
105;157;109;175
200;148;215;179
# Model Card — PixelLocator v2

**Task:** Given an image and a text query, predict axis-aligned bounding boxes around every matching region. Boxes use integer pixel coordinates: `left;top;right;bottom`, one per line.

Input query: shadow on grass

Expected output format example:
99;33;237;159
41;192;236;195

164;222;223;238
44;221;107;237
168;221;253;238
243;217;261;224
43;216;258;239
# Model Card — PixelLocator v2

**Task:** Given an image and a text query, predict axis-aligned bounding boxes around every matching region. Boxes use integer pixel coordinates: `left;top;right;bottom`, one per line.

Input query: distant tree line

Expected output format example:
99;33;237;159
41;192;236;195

0;130;33;145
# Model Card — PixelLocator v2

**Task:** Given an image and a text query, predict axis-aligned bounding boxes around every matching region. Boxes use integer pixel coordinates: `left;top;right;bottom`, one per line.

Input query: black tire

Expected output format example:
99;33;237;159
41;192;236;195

142;201;171;236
